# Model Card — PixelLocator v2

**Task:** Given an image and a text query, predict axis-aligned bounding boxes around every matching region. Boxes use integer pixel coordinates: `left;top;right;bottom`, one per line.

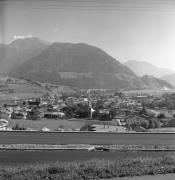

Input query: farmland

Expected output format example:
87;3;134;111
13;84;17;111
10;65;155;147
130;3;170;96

0;78;48;101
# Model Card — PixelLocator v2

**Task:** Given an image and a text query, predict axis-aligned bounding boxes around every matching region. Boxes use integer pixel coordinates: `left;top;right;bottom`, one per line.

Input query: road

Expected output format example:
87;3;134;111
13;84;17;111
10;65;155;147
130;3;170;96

0;150;174;166
0;131;175;145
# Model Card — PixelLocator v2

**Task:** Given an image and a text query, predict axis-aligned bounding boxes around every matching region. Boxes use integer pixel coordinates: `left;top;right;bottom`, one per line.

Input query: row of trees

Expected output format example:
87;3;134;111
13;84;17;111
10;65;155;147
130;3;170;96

126;118;160;130
62;104;89;119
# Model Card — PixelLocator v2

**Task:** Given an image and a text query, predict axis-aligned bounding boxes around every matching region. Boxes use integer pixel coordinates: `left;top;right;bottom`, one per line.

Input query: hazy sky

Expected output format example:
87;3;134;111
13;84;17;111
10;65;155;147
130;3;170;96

0;0;175;70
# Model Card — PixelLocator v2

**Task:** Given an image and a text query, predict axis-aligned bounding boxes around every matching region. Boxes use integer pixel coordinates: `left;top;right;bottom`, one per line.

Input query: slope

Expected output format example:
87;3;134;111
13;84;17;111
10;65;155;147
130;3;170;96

10;42;143;89
0;37;49;73
125;60;174;78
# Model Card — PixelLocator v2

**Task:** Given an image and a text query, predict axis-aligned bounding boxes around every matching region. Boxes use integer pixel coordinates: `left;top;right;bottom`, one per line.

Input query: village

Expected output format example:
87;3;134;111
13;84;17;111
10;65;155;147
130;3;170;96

0;88;175;132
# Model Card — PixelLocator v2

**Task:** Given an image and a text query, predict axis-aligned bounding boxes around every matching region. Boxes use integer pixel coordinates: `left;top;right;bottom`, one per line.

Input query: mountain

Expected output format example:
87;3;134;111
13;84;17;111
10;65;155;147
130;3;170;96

125;60;174;78
10;42;143;89
9;41;173;90
0;44;8;63
0;37;49;73
162;73;175;86
141;75;173;89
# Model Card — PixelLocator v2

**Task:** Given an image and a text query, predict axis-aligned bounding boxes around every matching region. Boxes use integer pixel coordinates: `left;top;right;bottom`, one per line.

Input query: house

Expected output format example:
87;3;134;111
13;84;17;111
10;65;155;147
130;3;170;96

28;99;40;106
11;111;25;119
43;112;64;119
26;110;43;120
111;118;122;126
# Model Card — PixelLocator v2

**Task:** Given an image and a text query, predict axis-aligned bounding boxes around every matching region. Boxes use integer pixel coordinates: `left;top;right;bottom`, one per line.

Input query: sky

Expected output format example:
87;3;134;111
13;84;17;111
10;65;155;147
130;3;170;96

0;0;175;70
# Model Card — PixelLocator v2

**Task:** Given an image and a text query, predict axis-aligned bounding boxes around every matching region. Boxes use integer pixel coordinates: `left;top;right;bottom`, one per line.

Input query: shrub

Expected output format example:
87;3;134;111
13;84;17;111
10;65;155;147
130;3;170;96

141;120;149;129
80;124;94;131
148;119;160;129
167;119;175;127
157;113;165;119
0;155;175;180
58;124;64;129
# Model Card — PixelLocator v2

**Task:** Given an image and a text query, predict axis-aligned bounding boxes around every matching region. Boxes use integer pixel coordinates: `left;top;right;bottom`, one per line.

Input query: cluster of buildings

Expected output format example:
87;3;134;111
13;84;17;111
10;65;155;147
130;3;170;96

0;89;172;131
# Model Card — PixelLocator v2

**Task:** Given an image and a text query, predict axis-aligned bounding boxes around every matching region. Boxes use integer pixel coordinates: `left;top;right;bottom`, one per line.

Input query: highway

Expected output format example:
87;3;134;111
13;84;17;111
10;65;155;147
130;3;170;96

0;131;175;145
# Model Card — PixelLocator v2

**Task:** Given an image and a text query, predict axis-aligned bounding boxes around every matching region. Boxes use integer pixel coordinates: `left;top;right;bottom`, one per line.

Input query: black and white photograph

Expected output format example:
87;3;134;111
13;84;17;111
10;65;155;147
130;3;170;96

0;0;175;179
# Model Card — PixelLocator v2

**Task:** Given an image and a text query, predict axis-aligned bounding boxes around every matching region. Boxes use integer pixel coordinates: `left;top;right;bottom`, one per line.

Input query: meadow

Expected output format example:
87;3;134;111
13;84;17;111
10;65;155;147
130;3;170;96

0;153;175;180
8;118;122;131
0;80;48;101
8;119;85;131
147;127;175;133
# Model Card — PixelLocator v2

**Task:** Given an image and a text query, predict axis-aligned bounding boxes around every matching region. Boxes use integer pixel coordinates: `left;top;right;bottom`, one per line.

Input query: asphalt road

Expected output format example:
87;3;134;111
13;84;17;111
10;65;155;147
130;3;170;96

0;131;175;145
0;150;174;166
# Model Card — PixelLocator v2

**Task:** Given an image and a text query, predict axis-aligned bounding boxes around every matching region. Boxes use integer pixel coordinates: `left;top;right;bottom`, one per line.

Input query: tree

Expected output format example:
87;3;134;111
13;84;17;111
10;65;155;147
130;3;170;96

148;119;160;129
141;120;149;129
109;108;117;119
95;100;104;110
167;119;175;127
157;113;165;119
76;104;89;118
62;106;76;118
139;106;147;114
92;110;100;119
62;104;90;119
99;113;111;121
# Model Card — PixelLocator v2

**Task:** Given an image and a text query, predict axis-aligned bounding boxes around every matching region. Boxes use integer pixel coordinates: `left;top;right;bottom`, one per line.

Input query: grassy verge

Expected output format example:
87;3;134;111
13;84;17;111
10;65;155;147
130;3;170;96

1;144;175;151
0;154;175;180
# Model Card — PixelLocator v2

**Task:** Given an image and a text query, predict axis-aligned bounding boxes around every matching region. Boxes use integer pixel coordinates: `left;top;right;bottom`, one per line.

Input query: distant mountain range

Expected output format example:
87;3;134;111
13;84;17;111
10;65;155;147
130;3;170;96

0;38;173;90
125;60;174;78
141;75;172;90
162;73;175;86
0;37;49;73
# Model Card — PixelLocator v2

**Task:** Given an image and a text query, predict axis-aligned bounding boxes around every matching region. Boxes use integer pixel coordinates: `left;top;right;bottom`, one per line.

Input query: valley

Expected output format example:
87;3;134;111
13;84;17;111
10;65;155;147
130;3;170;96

1;0;175;179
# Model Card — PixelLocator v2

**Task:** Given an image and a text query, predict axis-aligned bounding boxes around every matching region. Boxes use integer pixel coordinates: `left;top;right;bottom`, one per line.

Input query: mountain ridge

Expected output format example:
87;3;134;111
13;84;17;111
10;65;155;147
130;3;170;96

162;73;175;86
125;60;174;78
10;42;141;89
0;37;49;73
0;38;173;90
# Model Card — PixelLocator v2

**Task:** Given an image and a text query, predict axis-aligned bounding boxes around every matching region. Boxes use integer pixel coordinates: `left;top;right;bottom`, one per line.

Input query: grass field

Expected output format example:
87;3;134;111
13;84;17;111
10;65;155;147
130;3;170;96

147;128;175;133
0;81;48;101
8;119;85;131
0;152;175;180
7;118;175;132
123;89;175;95
8;118;122;131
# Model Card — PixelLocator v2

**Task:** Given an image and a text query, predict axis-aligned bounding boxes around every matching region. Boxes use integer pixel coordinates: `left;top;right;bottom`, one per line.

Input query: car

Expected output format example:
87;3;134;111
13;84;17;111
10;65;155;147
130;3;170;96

88;146;110;152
